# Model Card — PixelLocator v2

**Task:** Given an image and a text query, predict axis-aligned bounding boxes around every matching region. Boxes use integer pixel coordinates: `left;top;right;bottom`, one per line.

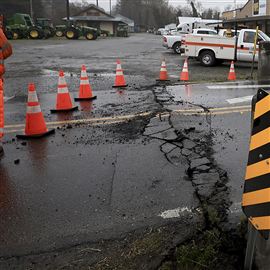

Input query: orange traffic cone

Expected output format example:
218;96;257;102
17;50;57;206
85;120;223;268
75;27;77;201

228;61;236;81
180;58;189;81
16;83;55;139
156;59;170;82
75;65;97;101
113;60;128;88
51;70;78;113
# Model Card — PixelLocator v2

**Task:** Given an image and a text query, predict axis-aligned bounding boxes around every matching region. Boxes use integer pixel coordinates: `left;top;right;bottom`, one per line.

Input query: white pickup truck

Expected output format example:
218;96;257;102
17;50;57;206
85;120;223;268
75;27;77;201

163;28;218;54
183;29;270;66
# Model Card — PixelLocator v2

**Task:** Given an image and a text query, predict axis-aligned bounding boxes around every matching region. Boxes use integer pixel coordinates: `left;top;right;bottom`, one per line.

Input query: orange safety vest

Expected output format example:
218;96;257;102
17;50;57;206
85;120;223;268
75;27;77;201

0;29;12;139
0;79;4;138
0;28;12;78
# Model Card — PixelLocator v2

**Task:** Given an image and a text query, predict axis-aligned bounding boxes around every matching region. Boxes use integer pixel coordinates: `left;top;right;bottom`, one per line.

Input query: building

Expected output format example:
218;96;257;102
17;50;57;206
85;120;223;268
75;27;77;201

114;14;135;32
68;5;128;36
222;0;270;34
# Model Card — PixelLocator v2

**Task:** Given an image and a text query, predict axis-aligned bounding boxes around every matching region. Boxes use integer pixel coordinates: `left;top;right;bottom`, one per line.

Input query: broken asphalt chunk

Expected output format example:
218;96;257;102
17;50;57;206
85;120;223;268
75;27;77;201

190;157;211;170
192;172;220;186
149;128;178;141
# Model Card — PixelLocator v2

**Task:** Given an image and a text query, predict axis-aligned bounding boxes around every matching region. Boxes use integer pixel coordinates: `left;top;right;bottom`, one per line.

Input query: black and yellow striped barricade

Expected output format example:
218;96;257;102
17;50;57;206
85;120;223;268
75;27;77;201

243;89;270;270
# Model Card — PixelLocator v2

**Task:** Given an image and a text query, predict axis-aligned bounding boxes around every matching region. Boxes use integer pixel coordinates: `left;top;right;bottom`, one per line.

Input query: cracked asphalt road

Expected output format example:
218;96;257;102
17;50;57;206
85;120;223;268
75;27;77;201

0;34;268;269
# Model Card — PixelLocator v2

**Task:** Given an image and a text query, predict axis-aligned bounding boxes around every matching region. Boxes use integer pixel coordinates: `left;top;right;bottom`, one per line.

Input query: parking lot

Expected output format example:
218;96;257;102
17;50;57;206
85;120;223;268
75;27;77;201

0;33;268;269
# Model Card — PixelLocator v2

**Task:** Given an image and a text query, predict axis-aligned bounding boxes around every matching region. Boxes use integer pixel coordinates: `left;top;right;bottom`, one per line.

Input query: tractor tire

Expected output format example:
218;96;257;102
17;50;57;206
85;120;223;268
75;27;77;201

92;32;98;40
43;29;51;39
12;30;21;40
85;31;97;40
56;30;64;37
65;28;79;40
5;30;13;40
49;28;56;38
29;28;42;39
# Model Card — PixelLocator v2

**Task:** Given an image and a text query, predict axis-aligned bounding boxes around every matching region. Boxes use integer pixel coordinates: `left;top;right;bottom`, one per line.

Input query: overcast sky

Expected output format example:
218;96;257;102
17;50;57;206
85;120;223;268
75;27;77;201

70;0;248;12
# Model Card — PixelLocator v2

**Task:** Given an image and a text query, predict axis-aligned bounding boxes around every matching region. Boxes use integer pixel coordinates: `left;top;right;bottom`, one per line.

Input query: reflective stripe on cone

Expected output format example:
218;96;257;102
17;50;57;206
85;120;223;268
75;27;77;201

75;65;97;101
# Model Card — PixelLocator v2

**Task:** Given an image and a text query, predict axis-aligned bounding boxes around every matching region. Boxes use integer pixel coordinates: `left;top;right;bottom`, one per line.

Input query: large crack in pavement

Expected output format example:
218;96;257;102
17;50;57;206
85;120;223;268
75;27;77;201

150;85;247;269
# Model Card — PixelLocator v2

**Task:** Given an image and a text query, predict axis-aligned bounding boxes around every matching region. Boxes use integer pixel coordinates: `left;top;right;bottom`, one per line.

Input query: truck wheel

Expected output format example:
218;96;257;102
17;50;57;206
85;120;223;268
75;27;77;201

173;42;182;54
56;30;63;37
199;50;216;67
6;30;14;40
29;29;40;39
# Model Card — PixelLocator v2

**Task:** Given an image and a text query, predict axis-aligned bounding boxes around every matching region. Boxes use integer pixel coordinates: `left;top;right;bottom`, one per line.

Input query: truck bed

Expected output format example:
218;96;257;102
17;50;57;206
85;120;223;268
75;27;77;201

184;34;236;61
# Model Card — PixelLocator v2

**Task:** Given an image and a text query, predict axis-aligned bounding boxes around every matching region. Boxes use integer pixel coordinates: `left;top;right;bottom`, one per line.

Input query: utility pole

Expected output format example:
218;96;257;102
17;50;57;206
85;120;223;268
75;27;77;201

96;0;99;7
66;0;70;21
110;0;112;15
29;0;34;18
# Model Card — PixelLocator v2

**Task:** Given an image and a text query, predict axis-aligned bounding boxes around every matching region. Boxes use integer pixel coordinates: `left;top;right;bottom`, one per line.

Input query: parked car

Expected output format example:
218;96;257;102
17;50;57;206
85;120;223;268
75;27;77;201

163;28;217;54
183;29;270;66
157;28;169;35
169;29;184;36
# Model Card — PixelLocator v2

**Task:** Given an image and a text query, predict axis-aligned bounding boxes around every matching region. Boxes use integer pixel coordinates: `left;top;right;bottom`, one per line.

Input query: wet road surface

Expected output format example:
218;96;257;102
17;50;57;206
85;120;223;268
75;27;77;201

0;34;268;269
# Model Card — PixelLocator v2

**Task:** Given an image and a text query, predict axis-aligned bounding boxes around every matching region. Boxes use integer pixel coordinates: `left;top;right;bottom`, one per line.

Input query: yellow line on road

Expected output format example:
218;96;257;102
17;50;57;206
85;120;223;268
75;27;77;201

5;120;129;134
180;109;250;116
172;105;251;114
5;112;152;130
4;105;251;134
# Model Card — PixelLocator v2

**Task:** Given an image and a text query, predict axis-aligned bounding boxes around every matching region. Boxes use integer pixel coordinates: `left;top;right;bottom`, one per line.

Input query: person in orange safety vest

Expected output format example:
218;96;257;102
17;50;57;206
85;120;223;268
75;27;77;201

0;28;13;157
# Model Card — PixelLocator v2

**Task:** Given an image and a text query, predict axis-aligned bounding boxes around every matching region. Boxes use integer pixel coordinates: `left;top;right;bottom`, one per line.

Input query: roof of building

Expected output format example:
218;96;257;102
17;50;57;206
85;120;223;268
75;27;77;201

223;15;270;23
115;14;134;24
65;16;127;24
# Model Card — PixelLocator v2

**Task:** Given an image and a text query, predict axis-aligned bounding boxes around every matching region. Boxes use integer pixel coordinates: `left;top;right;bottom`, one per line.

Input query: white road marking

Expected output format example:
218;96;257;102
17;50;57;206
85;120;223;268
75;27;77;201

208;84;270;90
226;95;253;104
4;96;15;102
170;75;179;78
158;207;192;219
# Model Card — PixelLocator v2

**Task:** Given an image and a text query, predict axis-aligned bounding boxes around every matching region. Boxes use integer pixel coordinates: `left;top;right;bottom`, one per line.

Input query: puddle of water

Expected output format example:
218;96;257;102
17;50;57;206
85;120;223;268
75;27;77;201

41;69;75;77
159;207;192;219
41;69;115;78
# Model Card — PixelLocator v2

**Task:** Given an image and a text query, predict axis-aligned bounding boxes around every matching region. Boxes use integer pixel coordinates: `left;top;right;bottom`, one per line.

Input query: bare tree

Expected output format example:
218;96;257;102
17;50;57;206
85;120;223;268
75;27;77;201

114;0;176;28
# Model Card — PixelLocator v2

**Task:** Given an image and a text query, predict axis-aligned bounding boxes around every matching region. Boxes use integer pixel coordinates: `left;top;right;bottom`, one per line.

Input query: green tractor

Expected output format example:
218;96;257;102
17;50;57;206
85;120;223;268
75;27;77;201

55;21;98;40
98;29;110;37
6;13;45;40
116;23;129;37
55;24;66;37
36;18;55;38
